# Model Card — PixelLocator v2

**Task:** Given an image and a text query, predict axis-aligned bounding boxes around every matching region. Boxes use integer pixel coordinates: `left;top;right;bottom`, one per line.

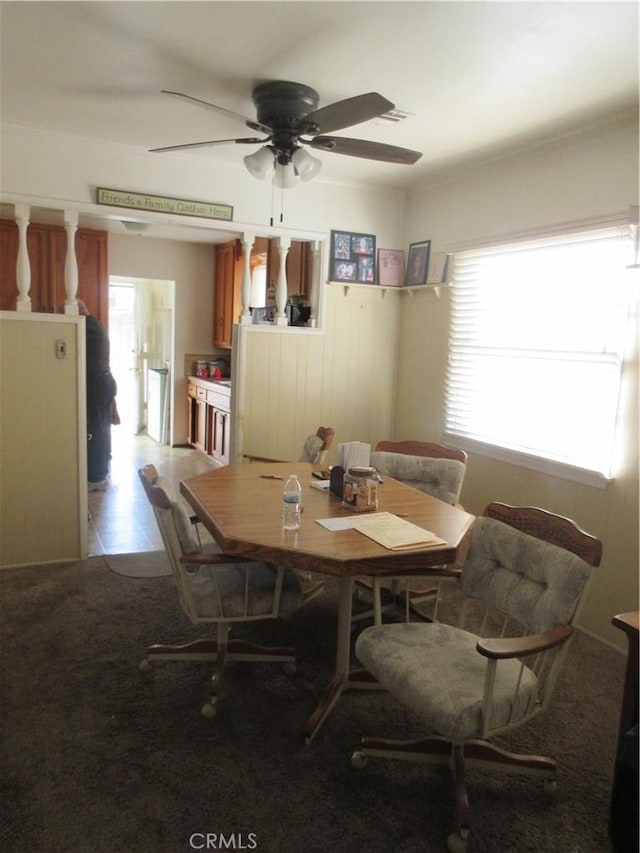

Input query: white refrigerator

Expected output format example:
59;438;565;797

147;367;169;443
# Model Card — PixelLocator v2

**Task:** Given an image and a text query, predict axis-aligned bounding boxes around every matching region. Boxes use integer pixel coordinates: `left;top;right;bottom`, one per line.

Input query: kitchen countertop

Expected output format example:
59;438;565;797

188;375;232;388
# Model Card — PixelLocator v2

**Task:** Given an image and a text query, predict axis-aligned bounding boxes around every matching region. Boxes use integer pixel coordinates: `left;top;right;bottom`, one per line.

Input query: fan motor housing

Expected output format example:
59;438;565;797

252;81;319;129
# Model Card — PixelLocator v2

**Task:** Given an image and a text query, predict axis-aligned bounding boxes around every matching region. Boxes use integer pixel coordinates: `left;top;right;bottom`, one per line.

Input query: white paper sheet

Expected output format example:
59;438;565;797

315;517;359;531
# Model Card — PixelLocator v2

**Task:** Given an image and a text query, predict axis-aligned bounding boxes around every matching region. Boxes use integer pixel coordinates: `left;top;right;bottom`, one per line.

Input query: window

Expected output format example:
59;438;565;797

444;224;634;485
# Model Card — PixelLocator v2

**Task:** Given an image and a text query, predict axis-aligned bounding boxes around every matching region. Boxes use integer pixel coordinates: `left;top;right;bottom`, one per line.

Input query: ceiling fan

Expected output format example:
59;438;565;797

150;80;422;187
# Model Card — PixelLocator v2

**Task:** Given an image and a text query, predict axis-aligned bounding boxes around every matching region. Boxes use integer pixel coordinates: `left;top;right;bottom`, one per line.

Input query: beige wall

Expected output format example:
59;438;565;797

394;117;639;648
0;313;87;567
236;283;402;465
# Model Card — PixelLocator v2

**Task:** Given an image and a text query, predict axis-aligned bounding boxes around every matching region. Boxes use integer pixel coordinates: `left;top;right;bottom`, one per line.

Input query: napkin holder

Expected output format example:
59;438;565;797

329;465;345;498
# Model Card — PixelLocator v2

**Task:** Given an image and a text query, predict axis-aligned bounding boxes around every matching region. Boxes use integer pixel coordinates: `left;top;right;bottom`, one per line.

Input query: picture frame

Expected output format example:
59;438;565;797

427;251;453;284
377;248;405;287
404;240;431;286
330;230;376;284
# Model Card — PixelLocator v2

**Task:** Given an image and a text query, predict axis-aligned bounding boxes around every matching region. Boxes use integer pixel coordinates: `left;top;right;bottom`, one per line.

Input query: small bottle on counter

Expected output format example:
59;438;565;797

282;474;302;530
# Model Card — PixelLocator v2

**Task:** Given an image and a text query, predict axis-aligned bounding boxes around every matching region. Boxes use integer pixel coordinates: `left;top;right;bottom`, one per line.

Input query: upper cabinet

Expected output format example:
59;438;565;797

213;239;242;349
0;220;109;326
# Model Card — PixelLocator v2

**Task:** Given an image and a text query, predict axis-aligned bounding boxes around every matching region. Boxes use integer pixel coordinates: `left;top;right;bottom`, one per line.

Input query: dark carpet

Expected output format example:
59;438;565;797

0;557;626;853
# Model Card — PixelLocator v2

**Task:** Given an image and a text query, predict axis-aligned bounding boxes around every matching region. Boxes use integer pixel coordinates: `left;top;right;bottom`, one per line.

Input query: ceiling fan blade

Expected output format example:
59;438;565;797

309;136;422;165
304;92;394;134
161;90;272;135
150;137;267;153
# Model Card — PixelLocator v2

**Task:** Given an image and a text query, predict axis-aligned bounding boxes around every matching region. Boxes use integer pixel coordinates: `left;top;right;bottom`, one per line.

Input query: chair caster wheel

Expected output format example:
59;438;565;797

351;751;368;769
138;659;151;672
283;661;297;676
201;702;217;719
447;831;468;853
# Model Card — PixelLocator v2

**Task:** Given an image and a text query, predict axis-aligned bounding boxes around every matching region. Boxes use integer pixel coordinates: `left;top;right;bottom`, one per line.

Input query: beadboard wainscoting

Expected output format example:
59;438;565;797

234;283;402;466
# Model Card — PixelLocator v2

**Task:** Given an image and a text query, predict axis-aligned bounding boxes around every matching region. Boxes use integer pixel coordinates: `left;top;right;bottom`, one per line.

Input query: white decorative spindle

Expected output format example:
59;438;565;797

63;210;79;314
14;204;32;312
239;232;255;324
308;240;320;328
274;236;291;327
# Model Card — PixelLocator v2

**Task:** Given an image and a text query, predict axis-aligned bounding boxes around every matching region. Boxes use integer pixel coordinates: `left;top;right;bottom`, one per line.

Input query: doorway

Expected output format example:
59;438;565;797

108;276;175;444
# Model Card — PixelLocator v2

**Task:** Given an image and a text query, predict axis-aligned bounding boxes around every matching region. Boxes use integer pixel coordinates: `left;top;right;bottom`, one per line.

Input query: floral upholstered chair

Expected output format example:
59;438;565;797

352;441;467;624
138;464;322;719
351;502;602;852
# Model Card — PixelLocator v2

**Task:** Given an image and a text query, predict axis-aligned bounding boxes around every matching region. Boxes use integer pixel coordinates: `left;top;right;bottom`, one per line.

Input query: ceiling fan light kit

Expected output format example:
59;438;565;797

291;147;322;181
243;146;274;179
152;80;422;190
243;144;322;185
273;162;296;190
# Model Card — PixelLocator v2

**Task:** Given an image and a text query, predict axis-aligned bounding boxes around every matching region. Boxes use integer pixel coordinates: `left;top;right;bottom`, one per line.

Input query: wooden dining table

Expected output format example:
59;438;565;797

180;461;475;743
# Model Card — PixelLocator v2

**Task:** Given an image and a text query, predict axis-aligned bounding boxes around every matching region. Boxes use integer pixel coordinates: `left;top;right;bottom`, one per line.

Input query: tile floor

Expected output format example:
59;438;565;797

87;429;217;556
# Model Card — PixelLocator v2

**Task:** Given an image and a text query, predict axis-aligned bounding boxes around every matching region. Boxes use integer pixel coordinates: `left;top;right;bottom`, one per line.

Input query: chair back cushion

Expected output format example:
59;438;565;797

370;451;466;505
300;434;326;464
461;516;595;632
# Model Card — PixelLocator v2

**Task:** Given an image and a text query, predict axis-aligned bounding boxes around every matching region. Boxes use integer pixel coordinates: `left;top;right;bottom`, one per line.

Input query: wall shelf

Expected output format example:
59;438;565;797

329;281;402;298
329;280;451;299
401;282;451;299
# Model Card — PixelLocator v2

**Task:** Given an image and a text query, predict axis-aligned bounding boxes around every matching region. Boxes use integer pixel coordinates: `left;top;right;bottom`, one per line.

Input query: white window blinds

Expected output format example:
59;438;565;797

444;226;633;480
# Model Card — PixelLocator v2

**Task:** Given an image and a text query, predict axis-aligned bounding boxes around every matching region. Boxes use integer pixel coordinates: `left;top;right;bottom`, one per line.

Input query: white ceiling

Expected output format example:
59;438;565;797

0;0;638;193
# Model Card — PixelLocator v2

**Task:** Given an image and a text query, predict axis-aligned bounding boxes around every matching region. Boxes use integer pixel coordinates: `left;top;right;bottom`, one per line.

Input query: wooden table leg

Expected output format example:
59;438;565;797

303;577;383;743
303;577;353;744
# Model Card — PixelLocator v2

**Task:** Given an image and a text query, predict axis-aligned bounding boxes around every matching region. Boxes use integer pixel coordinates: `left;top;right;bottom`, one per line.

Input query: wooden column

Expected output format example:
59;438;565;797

63;210;79;313
274;235;291;327
239;232;255;325
308;240;321;328
14;204;31;313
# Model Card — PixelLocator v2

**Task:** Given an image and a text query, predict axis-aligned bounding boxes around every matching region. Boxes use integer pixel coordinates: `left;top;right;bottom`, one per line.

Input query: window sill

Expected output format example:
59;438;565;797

441;434;614;490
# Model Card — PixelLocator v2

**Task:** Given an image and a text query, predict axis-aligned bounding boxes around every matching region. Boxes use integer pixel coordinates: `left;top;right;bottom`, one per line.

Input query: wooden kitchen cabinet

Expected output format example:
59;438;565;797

266;238;312;297
286;240;312;297
187;377;231;464
0;220;108;326
213;239;242;349
209;390;231;465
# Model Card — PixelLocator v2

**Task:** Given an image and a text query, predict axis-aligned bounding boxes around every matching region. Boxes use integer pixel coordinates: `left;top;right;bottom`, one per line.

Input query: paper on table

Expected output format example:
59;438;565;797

309;479;331;492
350;512;446;551
315;517;359;531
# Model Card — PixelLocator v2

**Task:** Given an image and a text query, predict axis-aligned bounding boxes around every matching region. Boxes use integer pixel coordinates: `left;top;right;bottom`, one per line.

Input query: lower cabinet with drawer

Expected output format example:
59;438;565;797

187;378;231;464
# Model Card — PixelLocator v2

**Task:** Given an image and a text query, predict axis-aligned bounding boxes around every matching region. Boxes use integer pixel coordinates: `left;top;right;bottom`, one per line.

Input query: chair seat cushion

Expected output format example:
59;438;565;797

355;622;539;740
187;561;303;619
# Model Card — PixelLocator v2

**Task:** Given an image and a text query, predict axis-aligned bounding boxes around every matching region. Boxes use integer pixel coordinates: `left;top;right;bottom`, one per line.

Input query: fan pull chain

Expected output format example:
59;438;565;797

269;182;286;227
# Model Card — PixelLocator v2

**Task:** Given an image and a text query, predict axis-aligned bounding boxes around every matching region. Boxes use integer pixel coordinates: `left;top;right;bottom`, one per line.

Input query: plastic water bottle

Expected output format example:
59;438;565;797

282;474;302;530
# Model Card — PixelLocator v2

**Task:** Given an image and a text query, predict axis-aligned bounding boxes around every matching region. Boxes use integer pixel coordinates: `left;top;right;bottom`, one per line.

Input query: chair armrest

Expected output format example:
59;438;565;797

477;625;573;659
